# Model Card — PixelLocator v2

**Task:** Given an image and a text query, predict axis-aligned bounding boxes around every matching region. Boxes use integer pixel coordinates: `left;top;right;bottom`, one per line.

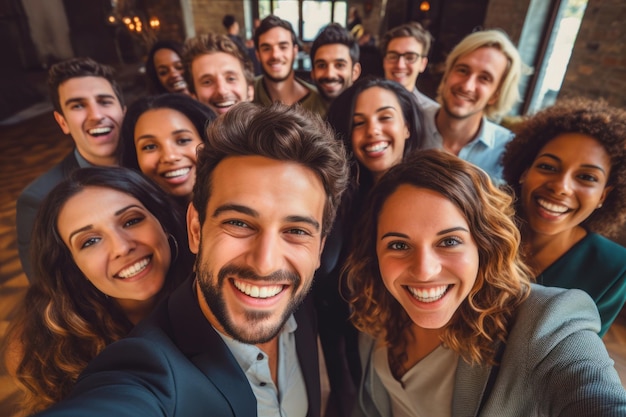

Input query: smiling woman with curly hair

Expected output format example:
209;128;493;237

344;149;626;417
502;97;626;336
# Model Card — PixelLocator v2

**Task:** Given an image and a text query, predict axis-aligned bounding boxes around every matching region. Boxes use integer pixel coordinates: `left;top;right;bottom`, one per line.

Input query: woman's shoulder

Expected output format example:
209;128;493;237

510;284;601;343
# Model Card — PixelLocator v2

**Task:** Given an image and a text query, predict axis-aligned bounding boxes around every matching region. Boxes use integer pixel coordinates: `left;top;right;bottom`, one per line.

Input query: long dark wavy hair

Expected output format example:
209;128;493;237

144;40;186;94
344;150;531;368
4;167;192;413
118;93;215;173
326;76;424;231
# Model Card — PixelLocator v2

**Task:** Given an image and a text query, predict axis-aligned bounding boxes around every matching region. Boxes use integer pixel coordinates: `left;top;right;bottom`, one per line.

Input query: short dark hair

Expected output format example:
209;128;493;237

310;23;359;66
254;15;297;50
192;101;349;237
222;14;236;30
182;33;255;93
145;40;185;94
47;57;124;114
118;93;216;172
381;21;433;56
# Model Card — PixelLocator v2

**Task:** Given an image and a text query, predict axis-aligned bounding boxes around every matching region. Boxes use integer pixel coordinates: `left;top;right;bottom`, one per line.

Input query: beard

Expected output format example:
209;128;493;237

196;260;309;344
262;58;295;83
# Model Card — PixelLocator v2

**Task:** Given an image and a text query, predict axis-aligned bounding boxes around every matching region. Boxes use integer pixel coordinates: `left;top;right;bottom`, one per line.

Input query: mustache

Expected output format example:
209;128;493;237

218;264;300;286
318;77;344;84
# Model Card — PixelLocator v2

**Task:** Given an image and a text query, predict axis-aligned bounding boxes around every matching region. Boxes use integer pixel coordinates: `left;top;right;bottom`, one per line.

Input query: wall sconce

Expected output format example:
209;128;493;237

149;16;160;29
420;1;431;12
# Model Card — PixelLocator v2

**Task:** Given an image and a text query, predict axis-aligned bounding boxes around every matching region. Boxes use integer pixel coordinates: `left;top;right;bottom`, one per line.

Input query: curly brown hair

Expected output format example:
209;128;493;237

502;97;626;238
344;149;531;366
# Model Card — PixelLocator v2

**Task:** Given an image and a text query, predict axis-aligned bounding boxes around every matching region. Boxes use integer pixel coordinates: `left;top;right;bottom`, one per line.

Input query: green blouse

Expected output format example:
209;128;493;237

537;232;626;336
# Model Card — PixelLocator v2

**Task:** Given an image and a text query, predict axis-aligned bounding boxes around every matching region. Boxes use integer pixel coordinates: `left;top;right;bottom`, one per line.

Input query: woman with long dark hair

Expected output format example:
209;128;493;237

119;93;215;206
4;167;192;413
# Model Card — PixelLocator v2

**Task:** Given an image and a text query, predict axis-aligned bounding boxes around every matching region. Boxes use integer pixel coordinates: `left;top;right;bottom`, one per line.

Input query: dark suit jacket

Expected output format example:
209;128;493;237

36;276;321;417
16;151;81;281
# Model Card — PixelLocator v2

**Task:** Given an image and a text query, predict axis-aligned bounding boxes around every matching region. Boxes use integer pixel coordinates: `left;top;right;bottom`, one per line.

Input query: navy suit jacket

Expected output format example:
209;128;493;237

16;151;81;281
36;277;321;417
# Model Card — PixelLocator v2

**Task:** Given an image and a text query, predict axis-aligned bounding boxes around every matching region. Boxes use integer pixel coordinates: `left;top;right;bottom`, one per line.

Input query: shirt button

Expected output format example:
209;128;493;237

260;382;267;387
257;353;264;361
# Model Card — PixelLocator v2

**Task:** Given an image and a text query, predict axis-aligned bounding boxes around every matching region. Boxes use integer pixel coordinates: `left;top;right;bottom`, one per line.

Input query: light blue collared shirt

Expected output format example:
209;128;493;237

216;315;307;417
421;105;514;184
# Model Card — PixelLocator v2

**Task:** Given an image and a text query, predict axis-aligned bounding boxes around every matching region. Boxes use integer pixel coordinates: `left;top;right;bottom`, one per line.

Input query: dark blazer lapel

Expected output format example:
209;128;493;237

168;277;257;417
294;295;321;417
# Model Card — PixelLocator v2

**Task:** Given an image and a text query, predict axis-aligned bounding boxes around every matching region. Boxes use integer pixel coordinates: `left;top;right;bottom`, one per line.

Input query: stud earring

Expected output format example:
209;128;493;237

597;203;603;209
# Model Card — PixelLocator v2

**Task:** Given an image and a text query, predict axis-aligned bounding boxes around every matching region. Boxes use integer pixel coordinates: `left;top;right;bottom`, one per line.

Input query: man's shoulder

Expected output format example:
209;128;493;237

482;117;514;140
252;76;271;105
18;152;77;206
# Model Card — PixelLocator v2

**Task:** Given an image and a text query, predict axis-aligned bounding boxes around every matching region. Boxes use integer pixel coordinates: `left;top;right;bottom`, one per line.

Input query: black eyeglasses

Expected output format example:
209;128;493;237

384;52;424;64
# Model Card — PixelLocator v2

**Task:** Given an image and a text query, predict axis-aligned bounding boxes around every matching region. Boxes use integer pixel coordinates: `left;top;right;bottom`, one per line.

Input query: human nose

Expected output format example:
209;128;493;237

409;247;441;281
366;120;380;138
109;230;135;259
547;173;574;196
460;74;476;92
214;77;229;96
86;102;104;121
248;232;282;277
395;55;408;69
160;142;181;163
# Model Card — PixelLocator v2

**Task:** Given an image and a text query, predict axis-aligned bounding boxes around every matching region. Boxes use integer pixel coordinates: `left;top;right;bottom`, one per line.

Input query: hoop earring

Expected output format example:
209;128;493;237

168;233;179;262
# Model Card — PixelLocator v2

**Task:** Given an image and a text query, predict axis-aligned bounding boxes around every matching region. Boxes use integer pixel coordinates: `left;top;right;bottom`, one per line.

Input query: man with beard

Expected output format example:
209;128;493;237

309;23;361;110
35;102;349;417
422;29;524;183
182;33;255;115
16;57;125;282
253;15;327;116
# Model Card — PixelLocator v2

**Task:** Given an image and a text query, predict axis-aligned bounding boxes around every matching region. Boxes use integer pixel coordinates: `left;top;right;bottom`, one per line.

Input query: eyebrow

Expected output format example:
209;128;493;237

354;106;396;118
213;204;320;231
64;94;116;107
68;204;142;243
135;129;195;141
314;58;348;64
380;227;469;240
537;152;607;174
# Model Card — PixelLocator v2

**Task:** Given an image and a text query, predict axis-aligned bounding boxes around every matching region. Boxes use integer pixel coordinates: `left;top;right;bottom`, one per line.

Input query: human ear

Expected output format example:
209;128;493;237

186;202;201;255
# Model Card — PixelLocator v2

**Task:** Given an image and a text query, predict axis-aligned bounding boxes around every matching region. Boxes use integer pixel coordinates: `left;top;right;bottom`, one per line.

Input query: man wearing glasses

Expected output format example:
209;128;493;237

381;22;438;109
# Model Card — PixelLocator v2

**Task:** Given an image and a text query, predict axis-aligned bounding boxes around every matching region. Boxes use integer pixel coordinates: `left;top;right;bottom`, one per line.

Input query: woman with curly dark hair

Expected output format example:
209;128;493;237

345;149;626;416
502;98;626;336
3;167;192;414
144;40;190;95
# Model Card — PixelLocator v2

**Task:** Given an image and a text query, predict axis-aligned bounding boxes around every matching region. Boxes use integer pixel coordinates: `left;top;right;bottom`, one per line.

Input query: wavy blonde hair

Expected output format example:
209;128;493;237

344;149;532;366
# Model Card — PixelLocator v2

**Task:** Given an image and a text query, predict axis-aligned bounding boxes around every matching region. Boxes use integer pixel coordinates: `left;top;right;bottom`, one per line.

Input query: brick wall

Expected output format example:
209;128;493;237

561;0;626;108
191;0;246;37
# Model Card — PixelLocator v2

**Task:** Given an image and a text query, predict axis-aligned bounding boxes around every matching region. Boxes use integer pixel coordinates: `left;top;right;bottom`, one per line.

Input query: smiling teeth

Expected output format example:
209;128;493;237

117;257;150;278
233;280;283;298
88;127;112;136
537;198;568;214
173;80;187;89
407;285;449;303
365;142;389;153
214;100;235;108
163;167;191;178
